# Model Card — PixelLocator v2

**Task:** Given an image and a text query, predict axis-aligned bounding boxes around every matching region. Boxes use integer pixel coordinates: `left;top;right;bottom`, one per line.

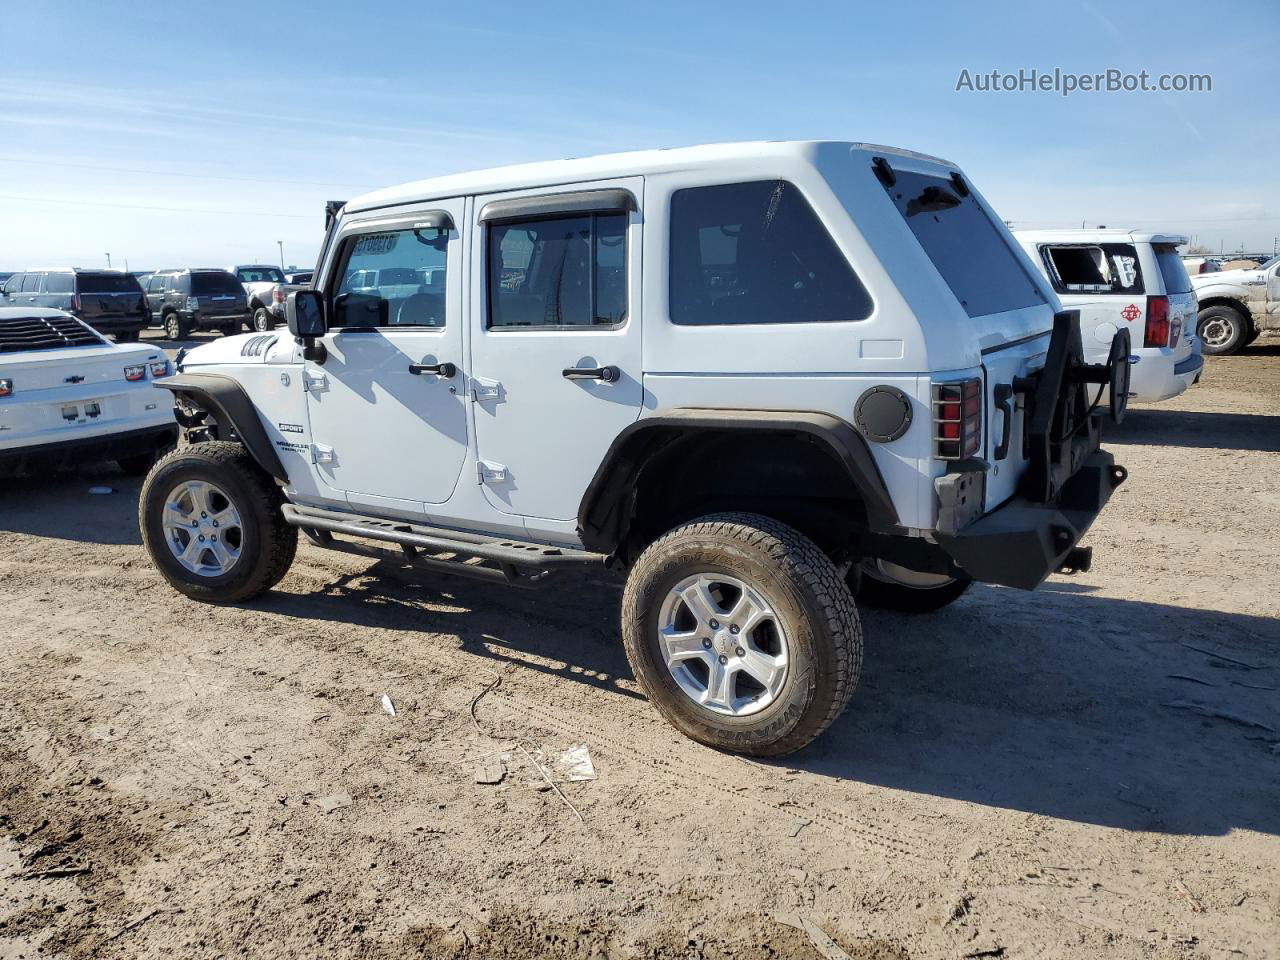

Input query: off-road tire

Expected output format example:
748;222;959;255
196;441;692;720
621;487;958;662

855;567;972;613
1197;304;1249;356
139;441;297;604
253;307;275;332
163;311;190;340
621;512;862;756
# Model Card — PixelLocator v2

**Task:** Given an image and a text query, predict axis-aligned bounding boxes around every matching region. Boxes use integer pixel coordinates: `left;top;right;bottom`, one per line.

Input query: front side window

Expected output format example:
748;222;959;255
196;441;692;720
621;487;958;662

1042;244;1143;295
331;227;448;328
44;272;74;294
669;180;873;326
488;213;627;329
1;274;20;294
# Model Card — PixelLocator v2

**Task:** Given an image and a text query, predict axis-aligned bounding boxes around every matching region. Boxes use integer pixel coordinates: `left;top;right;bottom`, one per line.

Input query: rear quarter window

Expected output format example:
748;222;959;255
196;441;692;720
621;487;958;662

883;169;1046;318
1041;244;1143;295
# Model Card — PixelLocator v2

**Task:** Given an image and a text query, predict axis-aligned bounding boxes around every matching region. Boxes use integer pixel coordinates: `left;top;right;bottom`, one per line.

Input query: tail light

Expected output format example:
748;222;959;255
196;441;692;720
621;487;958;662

123;365;146;381
272;286;285;304
149;360;170;378
70;293;82;313
932;377;982;459
1144;295;1173;348
0;378;13;397
187;296;200;311
138;297;148;314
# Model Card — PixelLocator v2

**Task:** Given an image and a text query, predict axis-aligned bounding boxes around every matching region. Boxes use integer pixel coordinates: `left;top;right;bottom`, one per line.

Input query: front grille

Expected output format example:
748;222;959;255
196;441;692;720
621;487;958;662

0;315;102;353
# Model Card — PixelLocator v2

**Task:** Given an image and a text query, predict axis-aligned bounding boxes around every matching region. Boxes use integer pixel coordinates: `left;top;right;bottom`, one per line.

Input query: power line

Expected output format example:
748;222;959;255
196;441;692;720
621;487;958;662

0;155;373;190
0;193;315;219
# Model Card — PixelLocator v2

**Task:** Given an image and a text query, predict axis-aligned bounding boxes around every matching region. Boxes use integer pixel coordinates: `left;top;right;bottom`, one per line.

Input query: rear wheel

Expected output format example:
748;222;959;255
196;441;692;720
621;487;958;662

621;512;861;756
163;311;190;340
1197;304;1249;356
139;441;297;604
854;559;972;613
252;307;275;332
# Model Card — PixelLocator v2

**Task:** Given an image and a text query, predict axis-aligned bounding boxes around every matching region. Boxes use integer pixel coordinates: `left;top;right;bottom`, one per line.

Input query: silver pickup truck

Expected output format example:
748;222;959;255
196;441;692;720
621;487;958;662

227;265;305;332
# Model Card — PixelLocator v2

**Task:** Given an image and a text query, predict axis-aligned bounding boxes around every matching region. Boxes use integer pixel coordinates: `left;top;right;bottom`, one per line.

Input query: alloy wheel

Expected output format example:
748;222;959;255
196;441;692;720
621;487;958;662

657;573;789;716
161;480;243;577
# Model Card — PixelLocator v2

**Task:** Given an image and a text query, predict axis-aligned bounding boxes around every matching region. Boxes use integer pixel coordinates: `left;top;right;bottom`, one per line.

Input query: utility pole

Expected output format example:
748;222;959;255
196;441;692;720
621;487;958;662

105;252;112;268
277;241;285;271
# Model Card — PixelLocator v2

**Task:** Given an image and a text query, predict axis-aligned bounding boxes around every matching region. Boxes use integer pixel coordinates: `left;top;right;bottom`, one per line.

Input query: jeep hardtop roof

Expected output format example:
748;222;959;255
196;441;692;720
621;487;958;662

1014;228;1189;246
345;140;959;214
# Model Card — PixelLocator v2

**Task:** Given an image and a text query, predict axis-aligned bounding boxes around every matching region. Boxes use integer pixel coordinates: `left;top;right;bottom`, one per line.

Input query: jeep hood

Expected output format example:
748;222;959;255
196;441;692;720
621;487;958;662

180;331;286;369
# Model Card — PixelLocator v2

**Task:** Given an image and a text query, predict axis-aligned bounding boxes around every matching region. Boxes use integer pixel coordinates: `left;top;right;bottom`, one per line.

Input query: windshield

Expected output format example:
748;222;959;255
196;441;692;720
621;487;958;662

77;272;143;294
884;169;1046;318
237;267;284;283
191;272;246;296
1152;244;1192;294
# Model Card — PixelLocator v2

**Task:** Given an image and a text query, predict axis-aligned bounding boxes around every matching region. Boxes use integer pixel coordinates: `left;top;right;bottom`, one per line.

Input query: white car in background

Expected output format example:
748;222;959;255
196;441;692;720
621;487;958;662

228;265;305;332
0;307;178;477
1014;229;1204;403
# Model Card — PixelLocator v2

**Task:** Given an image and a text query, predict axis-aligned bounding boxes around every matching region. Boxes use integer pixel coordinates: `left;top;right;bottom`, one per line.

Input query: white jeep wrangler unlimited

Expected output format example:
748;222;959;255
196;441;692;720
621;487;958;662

139;142;1130;756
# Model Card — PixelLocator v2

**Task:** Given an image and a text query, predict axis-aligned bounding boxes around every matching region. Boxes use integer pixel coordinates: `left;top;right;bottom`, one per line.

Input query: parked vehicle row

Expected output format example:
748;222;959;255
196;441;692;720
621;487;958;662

141;140;1135;757
2;268;150;341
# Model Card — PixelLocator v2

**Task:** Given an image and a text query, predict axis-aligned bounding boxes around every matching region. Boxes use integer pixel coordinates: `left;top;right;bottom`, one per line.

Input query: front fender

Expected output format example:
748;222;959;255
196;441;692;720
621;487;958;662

155;373;288;483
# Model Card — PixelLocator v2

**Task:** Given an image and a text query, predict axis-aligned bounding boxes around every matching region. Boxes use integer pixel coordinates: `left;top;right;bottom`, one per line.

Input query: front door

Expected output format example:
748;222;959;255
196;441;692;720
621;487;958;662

468;179;645;521
303;200;469;512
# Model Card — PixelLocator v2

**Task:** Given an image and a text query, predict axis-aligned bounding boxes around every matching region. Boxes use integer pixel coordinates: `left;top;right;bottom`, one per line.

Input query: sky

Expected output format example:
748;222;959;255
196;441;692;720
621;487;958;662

1;0;1276;271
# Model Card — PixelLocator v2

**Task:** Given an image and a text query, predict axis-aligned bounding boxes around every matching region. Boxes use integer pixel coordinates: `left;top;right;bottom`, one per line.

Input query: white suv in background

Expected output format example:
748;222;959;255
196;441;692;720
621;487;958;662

1014;230;1203;403
0;308;177;477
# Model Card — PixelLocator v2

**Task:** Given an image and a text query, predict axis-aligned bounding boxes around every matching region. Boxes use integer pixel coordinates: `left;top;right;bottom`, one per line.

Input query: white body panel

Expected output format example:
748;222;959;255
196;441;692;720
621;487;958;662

179;141;1068;548
0;309;174;452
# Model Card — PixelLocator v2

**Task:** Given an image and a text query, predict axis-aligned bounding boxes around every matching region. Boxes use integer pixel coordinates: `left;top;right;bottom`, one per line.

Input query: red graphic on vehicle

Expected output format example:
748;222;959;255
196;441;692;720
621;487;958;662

1121;303;1141;322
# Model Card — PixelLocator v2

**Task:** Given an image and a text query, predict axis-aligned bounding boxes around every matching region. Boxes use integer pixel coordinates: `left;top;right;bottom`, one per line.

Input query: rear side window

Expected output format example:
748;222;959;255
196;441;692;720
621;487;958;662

20;273;42;293
1153;244;1192;294
331;227;449;328
77;272;142;294
669;180;872;326
884;169;1046;318
1041;244;1143;295
44;272;74;294
488;213;627;328
191;272;243;296
147;275;166;292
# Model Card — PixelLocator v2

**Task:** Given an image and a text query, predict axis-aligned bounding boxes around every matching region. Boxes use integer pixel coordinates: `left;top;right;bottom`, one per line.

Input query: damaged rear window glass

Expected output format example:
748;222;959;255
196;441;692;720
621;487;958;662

1041;244;1144;295
883;169;1046;319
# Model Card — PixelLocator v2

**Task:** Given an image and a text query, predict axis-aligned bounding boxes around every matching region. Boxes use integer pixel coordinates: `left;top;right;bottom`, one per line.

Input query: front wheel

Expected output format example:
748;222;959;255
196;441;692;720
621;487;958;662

252;307;275;332
621;512;862;756
139;442;297;604
1197;305;1250;356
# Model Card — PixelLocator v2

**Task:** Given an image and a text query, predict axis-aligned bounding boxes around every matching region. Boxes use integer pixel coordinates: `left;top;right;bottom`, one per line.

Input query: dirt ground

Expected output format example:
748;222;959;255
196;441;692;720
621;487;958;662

2;333;1278;960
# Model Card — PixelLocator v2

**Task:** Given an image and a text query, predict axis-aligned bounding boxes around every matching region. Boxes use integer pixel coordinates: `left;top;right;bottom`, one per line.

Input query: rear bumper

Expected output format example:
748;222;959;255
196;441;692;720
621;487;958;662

187;308;250;329
76;314;148;334
0;423;177;477
936;449;1126;590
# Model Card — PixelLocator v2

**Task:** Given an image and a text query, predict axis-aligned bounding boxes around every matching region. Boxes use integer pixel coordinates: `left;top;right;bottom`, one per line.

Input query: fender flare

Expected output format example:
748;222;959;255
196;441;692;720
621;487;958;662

576;409;901;555
155;373;288;483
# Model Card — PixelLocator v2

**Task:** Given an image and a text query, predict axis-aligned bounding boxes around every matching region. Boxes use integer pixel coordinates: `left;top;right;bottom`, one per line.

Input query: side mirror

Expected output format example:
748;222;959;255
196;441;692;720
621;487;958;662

286;290;327;364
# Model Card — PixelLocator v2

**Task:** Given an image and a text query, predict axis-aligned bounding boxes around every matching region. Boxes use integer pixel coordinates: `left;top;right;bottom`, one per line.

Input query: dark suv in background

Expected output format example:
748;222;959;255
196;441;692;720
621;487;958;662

1;268;149;341
145;269;250;339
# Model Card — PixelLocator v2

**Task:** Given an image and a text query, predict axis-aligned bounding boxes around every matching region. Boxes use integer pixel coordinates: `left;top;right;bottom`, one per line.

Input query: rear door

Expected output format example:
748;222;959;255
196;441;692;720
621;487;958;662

467;179;644;521
302;200;469;512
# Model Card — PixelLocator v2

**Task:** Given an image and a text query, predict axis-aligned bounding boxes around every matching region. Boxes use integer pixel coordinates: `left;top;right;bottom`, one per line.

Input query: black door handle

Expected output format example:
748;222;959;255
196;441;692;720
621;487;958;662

409;361;456;378
562;365;619;382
